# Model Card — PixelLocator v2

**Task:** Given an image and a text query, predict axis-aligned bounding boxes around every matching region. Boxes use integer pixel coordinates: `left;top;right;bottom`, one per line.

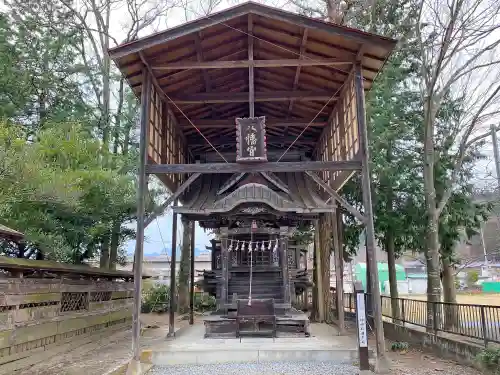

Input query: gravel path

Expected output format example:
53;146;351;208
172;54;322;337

148;362;360;375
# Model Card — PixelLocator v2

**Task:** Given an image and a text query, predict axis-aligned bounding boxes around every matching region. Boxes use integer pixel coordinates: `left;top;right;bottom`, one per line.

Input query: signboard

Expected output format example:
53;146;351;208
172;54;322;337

236;116;267;163
356;292;368;347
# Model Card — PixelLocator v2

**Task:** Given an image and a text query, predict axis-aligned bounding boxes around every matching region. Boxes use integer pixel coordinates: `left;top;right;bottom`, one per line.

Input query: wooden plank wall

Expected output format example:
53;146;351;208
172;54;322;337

315;73;359;191
147;84;190;192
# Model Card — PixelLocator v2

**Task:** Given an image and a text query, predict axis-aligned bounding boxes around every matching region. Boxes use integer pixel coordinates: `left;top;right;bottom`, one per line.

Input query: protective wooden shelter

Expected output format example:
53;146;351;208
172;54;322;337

109;1;396;365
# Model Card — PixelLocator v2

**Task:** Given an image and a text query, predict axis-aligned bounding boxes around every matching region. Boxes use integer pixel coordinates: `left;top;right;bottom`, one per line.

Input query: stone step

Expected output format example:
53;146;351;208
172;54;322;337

150;348;366;366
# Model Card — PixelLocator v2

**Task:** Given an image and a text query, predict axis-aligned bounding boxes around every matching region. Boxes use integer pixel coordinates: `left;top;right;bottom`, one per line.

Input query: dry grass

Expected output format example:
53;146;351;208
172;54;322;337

399;293;500;306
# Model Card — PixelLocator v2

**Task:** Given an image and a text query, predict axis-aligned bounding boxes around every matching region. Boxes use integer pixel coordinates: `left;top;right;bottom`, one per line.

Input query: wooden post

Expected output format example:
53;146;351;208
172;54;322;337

167;201;178;337
355;63;389;371
314;219;325;321
189;220;195;325
332;207;345;334
248;14;254;117
280;226;290;306
129;69;151;373
220;227;229;310
354;281;370;372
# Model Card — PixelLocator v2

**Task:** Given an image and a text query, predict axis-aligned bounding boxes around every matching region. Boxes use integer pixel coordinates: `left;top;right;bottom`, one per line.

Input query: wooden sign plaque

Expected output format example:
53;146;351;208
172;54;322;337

236;116;267;163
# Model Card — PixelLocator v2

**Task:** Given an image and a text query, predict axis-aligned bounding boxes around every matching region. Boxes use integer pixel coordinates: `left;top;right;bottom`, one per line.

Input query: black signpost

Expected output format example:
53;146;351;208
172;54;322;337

236;116;267;163
354;281;370;372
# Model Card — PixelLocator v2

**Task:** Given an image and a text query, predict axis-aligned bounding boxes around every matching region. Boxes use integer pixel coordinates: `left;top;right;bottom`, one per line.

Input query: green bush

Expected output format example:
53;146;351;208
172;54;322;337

194;292;216;312
476;347;500;374
141;284;170;313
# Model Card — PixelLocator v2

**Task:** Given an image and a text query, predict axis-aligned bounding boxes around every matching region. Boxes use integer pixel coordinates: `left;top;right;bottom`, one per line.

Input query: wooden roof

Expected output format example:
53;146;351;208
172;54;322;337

109;2;396;157
174;172;335;216
0;224;24;241
0;256;143;279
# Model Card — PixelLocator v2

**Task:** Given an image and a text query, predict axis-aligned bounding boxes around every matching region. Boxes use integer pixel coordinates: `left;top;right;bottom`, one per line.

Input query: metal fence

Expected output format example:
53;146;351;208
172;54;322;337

343;293;500;346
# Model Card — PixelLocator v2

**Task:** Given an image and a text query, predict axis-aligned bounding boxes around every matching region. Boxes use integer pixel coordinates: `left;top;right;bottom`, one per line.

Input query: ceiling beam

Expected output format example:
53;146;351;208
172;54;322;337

178;118;327;128
151;58;353;70
186;135;317;146
146;160;362;174
170;91;336;104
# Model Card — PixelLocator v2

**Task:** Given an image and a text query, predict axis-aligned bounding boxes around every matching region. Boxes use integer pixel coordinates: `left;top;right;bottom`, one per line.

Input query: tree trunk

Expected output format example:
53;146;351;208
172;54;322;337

423;103;442;331
321;215;332;323
442;257;458;330
312;226;319;322
177;219;191;314
101;1;111;147
365;232;373;315
109;220;121;270
314;219;325;322
386;233;400;323
100;233;110;268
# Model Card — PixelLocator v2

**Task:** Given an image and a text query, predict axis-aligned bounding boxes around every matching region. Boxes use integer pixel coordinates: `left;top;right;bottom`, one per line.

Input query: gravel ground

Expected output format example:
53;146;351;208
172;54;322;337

148;362;360;375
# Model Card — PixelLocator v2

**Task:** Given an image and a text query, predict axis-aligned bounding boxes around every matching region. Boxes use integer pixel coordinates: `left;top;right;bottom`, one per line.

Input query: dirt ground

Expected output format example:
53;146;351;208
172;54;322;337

15;313;197;375
387;350;484;375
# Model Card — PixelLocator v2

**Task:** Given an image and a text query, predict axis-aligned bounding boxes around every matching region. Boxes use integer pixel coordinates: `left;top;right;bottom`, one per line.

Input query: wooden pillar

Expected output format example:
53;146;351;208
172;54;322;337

220;227;229;310
189;220;195;325
355;63;388;370
168;201;178;337
248;14;254;117
280;226;290;306
314;219;325;321
130;69;151;368
332;206;345;334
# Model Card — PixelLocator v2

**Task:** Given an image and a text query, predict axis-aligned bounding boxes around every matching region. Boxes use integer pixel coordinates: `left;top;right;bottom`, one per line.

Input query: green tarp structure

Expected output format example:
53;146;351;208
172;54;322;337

354;262;406;292
482;281;500;293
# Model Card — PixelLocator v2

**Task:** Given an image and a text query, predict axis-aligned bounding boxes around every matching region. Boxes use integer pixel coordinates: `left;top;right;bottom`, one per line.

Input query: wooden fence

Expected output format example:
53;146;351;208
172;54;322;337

0;257;139;371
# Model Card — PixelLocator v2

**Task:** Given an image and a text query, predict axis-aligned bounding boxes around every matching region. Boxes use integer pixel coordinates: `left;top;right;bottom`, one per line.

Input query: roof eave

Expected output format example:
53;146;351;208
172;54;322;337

108;2;397;61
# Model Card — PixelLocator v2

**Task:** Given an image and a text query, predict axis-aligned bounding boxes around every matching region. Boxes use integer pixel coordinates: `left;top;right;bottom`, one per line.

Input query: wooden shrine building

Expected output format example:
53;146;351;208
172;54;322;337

109;0;396;363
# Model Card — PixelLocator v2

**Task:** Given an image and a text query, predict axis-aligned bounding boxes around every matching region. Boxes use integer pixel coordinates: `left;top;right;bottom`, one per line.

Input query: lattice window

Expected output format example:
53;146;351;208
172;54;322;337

0;305;14;313
19;301;58;309
90;291;112;302
60;292;88;312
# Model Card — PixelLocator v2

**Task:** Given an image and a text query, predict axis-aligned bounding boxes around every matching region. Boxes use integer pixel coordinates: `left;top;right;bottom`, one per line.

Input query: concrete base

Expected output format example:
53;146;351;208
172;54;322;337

152;348;362;366
126;359;142;375
151;323;371;366
373;355;391;374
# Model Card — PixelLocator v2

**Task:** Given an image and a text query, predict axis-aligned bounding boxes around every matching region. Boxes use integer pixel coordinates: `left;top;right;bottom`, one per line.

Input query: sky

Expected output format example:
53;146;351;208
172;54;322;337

124;211;212;255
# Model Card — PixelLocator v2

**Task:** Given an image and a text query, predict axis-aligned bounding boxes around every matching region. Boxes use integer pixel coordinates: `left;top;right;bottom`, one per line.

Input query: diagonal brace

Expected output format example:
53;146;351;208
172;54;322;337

305;171;366;224
145;173;201;227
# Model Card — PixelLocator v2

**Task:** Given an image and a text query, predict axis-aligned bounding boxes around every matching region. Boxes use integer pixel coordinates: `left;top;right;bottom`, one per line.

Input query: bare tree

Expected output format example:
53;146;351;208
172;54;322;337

416;0;500;328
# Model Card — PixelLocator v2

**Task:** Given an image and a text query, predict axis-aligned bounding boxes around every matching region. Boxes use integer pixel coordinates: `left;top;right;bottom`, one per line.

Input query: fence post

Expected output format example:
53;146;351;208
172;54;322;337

401;298;405;326
480;306;488;348
354;282;369;372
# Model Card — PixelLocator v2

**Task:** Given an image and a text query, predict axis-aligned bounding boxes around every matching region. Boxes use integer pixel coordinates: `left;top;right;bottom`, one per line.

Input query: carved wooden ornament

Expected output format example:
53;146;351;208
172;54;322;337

236;116;267;163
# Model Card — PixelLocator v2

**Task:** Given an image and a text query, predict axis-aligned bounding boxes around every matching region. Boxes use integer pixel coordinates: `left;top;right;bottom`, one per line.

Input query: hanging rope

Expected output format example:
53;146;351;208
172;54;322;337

248;220;257;306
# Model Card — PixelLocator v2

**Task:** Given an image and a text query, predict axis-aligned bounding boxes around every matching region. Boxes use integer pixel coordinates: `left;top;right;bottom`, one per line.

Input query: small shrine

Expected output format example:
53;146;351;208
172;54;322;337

174;118;331;336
